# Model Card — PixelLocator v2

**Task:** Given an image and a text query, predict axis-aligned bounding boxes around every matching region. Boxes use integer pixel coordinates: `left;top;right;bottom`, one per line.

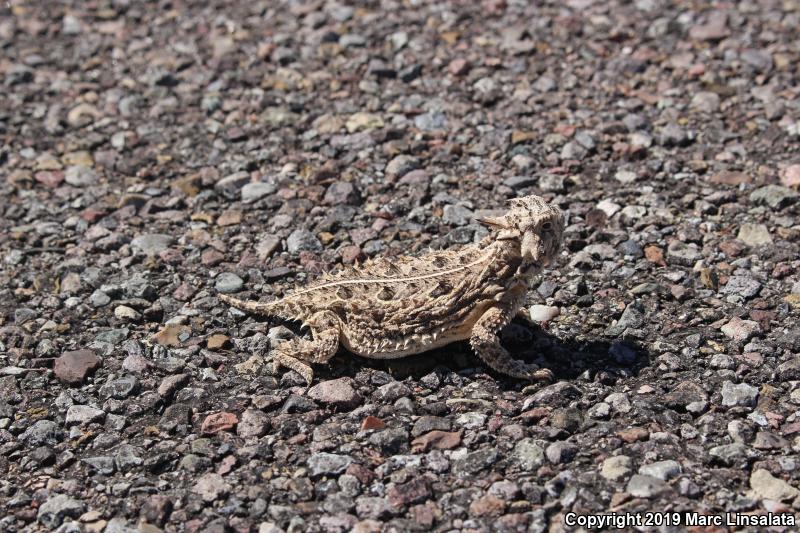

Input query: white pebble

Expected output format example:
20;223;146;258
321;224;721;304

529;305;560;323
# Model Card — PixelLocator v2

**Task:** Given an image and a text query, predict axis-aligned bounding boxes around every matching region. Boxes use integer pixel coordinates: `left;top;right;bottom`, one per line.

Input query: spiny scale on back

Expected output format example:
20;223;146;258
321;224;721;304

219;194;565;384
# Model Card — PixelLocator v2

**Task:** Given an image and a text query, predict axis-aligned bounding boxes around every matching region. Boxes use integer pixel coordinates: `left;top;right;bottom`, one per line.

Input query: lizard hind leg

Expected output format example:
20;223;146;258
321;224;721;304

470;306;554;382
271;311;342;384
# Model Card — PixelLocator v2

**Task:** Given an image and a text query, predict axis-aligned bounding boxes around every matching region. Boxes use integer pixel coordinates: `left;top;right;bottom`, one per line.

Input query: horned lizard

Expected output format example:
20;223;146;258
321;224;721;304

219;195;565;384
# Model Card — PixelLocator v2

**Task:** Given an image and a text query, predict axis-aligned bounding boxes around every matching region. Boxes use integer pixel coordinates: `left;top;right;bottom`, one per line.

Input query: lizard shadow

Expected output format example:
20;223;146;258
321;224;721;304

340;320;651;387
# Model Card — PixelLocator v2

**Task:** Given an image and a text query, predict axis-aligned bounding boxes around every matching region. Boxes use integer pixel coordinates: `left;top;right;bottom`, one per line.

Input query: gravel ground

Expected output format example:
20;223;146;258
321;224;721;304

2;1;800;532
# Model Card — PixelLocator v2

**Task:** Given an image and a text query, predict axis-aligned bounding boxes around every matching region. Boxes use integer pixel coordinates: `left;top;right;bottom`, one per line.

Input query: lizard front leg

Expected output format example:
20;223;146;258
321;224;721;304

272;311;341;384
470;306;554;382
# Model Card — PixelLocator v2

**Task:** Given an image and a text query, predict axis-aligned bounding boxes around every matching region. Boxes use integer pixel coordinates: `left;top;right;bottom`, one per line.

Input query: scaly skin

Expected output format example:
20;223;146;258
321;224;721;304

219;195;565;384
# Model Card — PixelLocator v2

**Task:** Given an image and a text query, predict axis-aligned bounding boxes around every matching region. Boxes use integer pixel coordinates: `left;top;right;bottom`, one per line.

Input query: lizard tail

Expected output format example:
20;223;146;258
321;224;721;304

218;293;277;315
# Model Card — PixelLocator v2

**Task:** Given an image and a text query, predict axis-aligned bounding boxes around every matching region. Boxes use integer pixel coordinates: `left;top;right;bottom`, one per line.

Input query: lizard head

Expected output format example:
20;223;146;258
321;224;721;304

478;195;565;268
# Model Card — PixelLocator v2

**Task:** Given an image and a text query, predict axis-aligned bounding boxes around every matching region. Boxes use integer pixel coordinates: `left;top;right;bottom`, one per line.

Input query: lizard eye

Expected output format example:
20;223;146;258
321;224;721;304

541;222;553;231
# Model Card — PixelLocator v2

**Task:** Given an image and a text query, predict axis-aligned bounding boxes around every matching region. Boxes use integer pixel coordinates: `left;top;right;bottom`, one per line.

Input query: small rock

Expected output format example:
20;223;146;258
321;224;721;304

201;412;238;434
720;381;759;407
207;334;230;350
361;415;387;430
468;494;506;517
666;240;702;266
287;229;323;254
597;199;621;217
324;181;360;205
781;164;800;188
114;305;140;321
346;112;384;132
237;408;269;438
387;478;431;508
21;420;64;446
385;155;419;178
99;375;139;399
512;438;544;470
750;184;797;209
369;428;409;454
192;473;230;502
65;405;106;425
708;170;750;185
709;443;749;466
737;224;773;246
152;324;191;347
411;430;461;452
307;377;363;410
545;441;578;464
54;350;101;385
374;381;412;402
241;181;277;203
748;469;800;502
639;460;682;481
37;494;85;528
627;474;670;498
442;204;473;226
690;91;721;113
215;272;244;293
662;381;708;411
601;455;632;481
721;317;760;341
157;374;189;397
308;453;353;478
528;305;560;322
217;209;242;226
722;276;762;299
64;165;99;187
131;234;173;255
614;170;637;183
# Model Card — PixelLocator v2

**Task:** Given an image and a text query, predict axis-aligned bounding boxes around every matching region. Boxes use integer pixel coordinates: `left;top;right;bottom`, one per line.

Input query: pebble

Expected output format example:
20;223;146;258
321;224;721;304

307;377;363;410
666;240;702;266
709;443;749;466
64;165;99;186
385;155;419;178
512;438;544;470
545;441;578;464
737;223;772;246
750;185;797;209
192;473;230;502
442;204;474;226
720;317;760;341
638;460;682;481
37;494;85;528
781;164;800;188
748;469;800;501
241;181;277;203
114;305;140;321
528;305;560;322
721;277;762;299
720;381;759;407
131;234;174;255
65;405;106;425
614;170;637;184
54;349;101;384
21;420;64;446
237;408;270;438
627;474;670;498
286;229;323;254
601;455;632;481
215;272;244;293
308;453;353;478
201;412;238;434
324;181;360;205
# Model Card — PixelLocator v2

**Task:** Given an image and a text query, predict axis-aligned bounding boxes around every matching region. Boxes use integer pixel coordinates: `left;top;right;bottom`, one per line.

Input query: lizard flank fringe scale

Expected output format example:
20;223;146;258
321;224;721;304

219;195;565;384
